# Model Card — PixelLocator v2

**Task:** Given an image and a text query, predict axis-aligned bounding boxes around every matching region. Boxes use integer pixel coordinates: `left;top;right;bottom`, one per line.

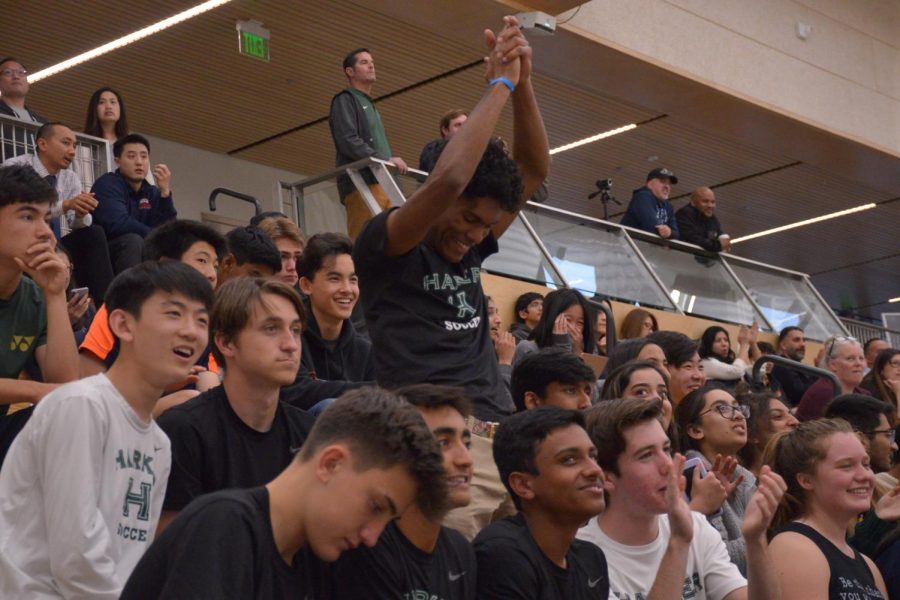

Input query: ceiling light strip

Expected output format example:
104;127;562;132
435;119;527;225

28;0;233;83
549;123;637;155
731;203;877;244
889;297;900;303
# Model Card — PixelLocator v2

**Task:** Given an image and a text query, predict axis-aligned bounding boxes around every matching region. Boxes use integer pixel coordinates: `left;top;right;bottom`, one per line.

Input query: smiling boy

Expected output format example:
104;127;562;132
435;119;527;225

0;260;214;598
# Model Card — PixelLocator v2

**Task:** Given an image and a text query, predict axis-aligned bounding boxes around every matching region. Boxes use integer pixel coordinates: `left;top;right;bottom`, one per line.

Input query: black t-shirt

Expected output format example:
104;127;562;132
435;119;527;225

157;384;315;511
473;514;609;599
331;521;476;599
353;209;513;421
776;522;884;599
121;487;328;599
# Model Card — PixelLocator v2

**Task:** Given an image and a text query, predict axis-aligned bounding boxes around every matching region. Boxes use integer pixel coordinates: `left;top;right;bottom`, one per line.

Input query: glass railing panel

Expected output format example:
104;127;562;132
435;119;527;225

631;238;768;326
724;258;844;341
514;209;675;308
482;215;566;287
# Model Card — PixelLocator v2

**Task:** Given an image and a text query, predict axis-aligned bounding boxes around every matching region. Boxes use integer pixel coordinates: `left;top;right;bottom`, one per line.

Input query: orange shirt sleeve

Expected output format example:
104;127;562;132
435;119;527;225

79;304;114;361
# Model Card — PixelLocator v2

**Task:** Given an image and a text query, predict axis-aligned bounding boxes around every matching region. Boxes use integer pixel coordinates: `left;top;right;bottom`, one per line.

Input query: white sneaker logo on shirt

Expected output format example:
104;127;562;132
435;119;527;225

449;571;466;581
588;577;603;588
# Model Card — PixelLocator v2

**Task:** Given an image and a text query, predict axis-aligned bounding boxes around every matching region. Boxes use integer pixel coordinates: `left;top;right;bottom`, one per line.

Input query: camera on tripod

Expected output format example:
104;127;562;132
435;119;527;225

587;177;620;219
597;178;612;191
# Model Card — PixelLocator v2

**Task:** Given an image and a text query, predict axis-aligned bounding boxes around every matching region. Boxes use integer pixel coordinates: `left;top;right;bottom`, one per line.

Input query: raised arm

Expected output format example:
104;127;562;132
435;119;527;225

383;16;528;257
732;466;786;600
646;454;693;600
493;29;550;240
26;240;78;385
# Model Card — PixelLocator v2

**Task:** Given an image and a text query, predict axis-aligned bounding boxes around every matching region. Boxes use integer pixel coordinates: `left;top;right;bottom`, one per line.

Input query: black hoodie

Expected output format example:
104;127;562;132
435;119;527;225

299;297;375;384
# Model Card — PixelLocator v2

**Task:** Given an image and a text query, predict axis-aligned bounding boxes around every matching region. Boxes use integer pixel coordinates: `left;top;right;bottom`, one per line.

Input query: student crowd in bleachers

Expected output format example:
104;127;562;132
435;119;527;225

1;14;899;600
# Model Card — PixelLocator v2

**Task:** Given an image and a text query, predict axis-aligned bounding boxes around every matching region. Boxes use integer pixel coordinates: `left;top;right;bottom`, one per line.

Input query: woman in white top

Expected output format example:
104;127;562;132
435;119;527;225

698;323;761;388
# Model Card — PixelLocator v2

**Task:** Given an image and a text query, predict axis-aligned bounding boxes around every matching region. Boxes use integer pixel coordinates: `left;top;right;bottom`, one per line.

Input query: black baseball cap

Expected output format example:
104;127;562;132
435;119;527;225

647;167;678;184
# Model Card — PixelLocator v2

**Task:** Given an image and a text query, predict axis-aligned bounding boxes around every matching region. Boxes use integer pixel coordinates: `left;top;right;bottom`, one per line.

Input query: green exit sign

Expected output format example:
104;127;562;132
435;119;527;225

236;20;270;62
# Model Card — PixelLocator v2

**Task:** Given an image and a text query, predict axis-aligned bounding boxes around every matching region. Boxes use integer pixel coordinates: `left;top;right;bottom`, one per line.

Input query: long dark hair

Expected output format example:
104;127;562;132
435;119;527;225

699;325;736;364
861;348;900;410
529;288;596;353
83;87;129;139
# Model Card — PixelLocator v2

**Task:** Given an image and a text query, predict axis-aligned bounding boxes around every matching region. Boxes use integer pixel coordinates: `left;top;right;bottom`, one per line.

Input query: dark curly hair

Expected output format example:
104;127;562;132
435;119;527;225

298;387;450;520
431;137;523;211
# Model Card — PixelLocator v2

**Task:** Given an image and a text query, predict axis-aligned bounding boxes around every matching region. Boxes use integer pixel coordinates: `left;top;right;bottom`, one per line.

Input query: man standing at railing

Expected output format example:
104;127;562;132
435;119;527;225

621;167;680;240
0;58;45;125
329;48;409;239
676;186;731;252
353;15;548;538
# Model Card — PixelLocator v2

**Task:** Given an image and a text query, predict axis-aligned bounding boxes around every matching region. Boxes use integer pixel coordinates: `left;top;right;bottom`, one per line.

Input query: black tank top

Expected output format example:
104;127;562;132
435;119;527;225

776;522;884;599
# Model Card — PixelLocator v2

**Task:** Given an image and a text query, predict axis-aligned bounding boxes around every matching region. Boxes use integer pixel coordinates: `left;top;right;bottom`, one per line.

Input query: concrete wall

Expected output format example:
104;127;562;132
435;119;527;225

559;0;900;157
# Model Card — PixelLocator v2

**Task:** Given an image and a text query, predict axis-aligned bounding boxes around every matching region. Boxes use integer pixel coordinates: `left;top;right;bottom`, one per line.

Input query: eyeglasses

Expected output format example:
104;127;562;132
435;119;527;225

825;335;858;359
0;68;27;78
867;429;896;443
699;403;750;421
887;360;900;369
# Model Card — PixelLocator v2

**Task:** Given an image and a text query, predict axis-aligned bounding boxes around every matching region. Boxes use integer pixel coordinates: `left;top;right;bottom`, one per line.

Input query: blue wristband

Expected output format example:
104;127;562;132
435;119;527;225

489;76;515;93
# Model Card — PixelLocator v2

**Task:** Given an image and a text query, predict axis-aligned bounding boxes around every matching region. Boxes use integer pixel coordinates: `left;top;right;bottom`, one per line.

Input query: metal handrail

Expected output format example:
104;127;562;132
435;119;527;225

208;188;261;215
587;299;616;354
280;156;427;192
752;355;841;397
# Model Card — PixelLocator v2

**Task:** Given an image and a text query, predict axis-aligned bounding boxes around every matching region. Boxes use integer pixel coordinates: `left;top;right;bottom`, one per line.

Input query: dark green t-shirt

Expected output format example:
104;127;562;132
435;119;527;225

0;277;47;416
347;88;392;158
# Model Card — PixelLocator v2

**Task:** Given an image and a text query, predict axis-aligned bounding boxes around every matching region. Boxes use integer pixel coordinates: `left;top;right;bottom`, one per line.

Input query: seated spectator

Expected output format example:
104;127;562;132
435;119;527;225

155;277;315;534
0;165;79;465
825;394;899;557
296;232;374;383
419;109;468;173
769;326;817;407
473;406;609;598
509;291;542;343
257;215;305;288
648;330;707;404
83;86;129;144
796;335;871;421
443;347;594;542
861;348;900;410
675;186;731;252
219;225;281;281
331;384;476;599
79;220;226;395
121;388;447;599
511;347;595;412
487;296;516;385
865;338;891;373
604;337;668;374
620;167;680;239
581;398;786;600
594;298;612;355
513;288;597;365
0;57;45;123
601;359;673;433
675;386;757;573
91;134;176;272
699;324;761;389
3;122;115;302
766;419;889;599
736;392;798;476
0;261;214;597
619;307;658;340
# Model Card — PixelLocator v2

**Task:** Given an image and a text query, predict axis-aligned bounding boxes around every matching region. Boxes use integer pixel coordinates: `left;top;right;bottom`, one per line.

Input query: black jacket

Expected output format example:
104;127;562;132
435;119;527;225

675;204;725;251
0;100;46;123
328;88;384;199
299;298;376;384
